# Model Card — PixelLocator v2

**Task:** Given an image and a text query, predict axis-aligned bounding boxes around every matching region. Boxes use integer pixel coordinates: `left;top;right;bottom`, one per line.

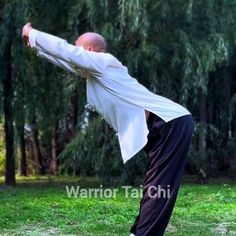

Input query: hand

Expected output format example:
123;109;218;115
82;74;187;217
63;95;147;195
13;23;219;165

22;22;32;47
22;22;32;37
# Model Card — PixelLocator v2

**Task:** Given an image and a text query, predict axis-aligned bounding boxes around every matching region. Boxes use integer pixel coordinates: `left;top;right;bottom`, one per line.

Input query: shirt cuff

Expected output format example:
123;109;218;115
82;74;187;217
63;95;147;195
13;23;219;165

29;29;40;48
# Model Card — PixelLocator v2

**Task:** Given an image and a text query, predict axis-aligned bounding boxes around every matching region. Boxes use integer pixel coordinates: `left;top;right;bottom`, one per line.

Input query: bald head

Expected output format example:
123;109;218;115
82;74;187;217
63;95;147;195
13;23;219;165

75;32;107;52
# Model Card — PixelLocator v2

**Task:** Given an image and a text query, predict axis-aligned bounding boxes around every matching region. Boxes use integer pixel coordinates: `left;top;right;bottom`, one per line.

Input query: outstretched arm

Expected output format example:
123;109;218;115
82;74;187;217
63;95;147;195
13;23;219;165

37;50;76;73
22;23;104;76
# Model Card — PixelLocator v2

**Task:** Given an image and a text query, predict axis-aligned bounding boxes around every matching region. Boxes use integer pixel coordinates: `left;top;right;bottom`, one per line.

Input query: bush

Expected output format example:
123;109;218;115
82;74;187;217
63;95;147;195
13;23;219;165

59;115;123;182
59;114;149;184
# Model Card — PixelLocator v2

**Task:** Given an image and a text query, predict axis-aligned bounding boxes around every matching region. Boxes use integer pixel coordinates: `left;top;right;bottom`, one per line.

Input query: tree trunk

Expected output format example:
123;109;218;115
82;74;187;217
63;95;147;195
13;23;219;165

31;115;45;175
198;89;207;183
199;91;207;157
49;125;57;175
71;93;78;129
19;125;27;176
3;41;16;186
64;93;78;144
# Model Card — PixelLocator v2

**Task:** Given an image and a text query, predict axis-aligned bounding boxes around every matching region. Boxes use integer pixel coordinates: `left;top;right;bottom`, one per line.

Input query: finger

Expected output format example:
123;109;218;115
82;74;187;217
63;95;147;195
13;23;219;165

22;35;30;47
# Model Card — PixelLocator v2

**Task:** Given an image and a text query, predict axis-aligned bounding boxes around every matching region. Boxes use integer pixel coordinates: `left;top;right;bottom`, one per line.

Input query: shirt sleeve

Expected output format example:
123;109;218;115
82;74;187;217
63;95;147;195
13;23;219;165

37;50;76;74
29;29;104;76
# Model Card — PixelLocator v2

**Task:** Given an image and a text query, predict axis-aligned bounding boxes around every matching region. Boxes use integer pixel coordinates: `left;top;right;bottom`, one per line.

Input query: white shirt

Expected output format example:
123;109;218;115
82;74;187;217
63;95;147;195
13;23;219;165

29;29;191;163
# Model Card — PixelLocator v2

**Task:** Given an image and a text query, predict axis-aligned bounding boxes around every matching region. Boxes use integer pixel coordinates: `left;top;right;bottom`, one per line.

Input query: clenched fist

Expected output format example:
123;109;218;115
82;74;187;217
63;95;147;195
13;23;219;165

22;22;33;47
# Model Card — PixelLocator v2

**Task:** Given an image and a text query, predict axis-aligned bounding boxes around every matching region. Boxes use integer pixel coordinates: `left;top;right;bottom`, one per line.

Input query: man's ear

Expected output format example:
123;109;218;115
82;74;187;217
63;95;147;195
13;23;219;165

87;46;93;51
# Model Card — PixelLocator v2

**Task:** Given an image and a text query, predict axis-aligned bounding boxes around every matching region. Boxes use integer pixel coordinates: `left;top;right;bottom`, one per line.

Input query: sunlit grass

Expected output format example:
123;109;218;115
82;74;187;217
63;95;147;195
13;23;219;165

0;176;236;235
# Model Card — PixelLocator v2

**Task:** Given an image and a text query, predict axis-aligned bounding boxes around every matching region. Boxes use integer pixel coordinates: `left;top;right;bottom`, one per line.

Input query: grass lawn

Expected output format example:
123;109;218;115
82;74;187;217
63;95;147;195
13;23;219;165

0;176;236;236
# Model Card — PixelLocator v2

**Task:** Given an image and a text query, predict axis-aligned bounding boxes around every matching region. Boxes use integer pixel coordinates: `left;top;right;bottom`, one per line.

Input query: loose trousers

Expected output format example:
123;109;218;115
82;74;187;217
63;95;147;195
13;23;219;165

130;113;195;236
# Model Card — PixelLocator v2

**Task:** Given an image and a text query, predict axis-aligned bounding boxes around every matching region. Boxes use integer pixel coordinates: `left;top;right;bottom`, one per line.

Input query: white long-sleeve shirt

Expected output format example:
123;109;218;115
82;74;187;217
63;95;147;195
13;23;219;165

29;29;190;163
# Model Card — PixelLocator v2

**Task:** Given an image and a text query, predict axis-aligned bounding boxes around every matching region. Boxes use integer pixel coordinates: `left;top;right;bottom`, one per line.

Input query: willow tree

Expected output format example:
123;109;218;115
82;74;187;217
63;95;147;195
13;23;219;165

1;0;236;182
118;0;235;177
0;0;33;183
24;0;78;175
60;0;236;179
0;1;16;185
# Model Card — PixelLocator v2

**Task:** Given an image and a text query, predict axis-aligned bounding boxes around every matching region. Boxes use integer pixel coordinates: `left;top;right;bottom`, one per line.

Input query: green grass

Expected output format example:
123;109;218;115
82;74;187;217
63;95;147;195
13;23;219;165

0;176;236;236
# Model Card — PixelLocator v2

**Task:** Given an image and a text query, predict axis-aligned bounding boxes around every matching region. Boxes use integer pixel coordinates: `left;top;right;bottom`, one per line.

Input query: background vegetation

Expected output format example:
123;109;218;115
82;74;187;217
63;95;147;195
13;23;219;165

0;0;236;186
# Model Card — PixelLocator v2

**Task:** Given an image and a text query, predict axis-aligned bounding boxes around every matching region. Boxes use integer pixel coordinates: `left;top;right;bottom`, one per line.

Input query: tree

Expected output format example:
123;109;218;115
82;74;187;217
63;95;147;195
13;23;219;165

1;0;236;182
0;1;16;186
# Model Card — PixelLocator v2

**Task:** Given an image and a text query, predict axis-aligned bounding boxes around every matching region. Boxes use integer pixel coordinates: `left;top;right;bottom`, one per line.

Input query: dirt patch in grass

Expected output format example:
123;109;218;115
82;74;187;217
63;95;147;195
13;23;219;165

212;222;236;235
2;225;79;236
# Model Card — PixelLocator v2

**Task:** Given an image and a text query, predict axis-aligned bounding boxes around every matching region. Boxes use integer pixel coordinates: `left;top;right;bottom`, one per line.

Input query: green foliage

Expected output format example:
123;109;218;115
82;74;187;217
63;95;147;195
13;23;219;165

59;114;123;181
0;126;5;176
188;121;229;179
1;0;236;180
227;137;236;178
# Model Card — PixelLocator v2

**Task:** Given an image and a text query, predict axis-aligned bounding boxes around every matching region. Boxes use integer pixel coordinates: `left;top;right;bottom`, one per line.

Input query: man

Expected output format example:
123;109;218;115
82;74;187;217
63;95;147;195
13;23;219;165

22;23;195;236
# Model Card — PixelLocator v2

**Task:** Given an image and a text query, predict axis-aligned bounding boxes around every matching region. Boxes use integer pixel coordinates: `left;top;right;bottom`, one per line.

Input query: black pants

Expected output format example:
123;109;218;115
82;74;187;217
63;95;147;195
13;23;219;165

130;113;195;236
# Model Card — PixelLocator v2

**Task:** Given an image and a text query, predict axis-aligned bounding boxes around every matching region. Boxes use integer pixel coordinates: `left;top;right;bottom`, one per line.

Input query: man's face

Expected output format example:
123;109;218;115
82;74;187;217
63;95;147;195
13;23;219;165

75;37;84;48
75;37;93;51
